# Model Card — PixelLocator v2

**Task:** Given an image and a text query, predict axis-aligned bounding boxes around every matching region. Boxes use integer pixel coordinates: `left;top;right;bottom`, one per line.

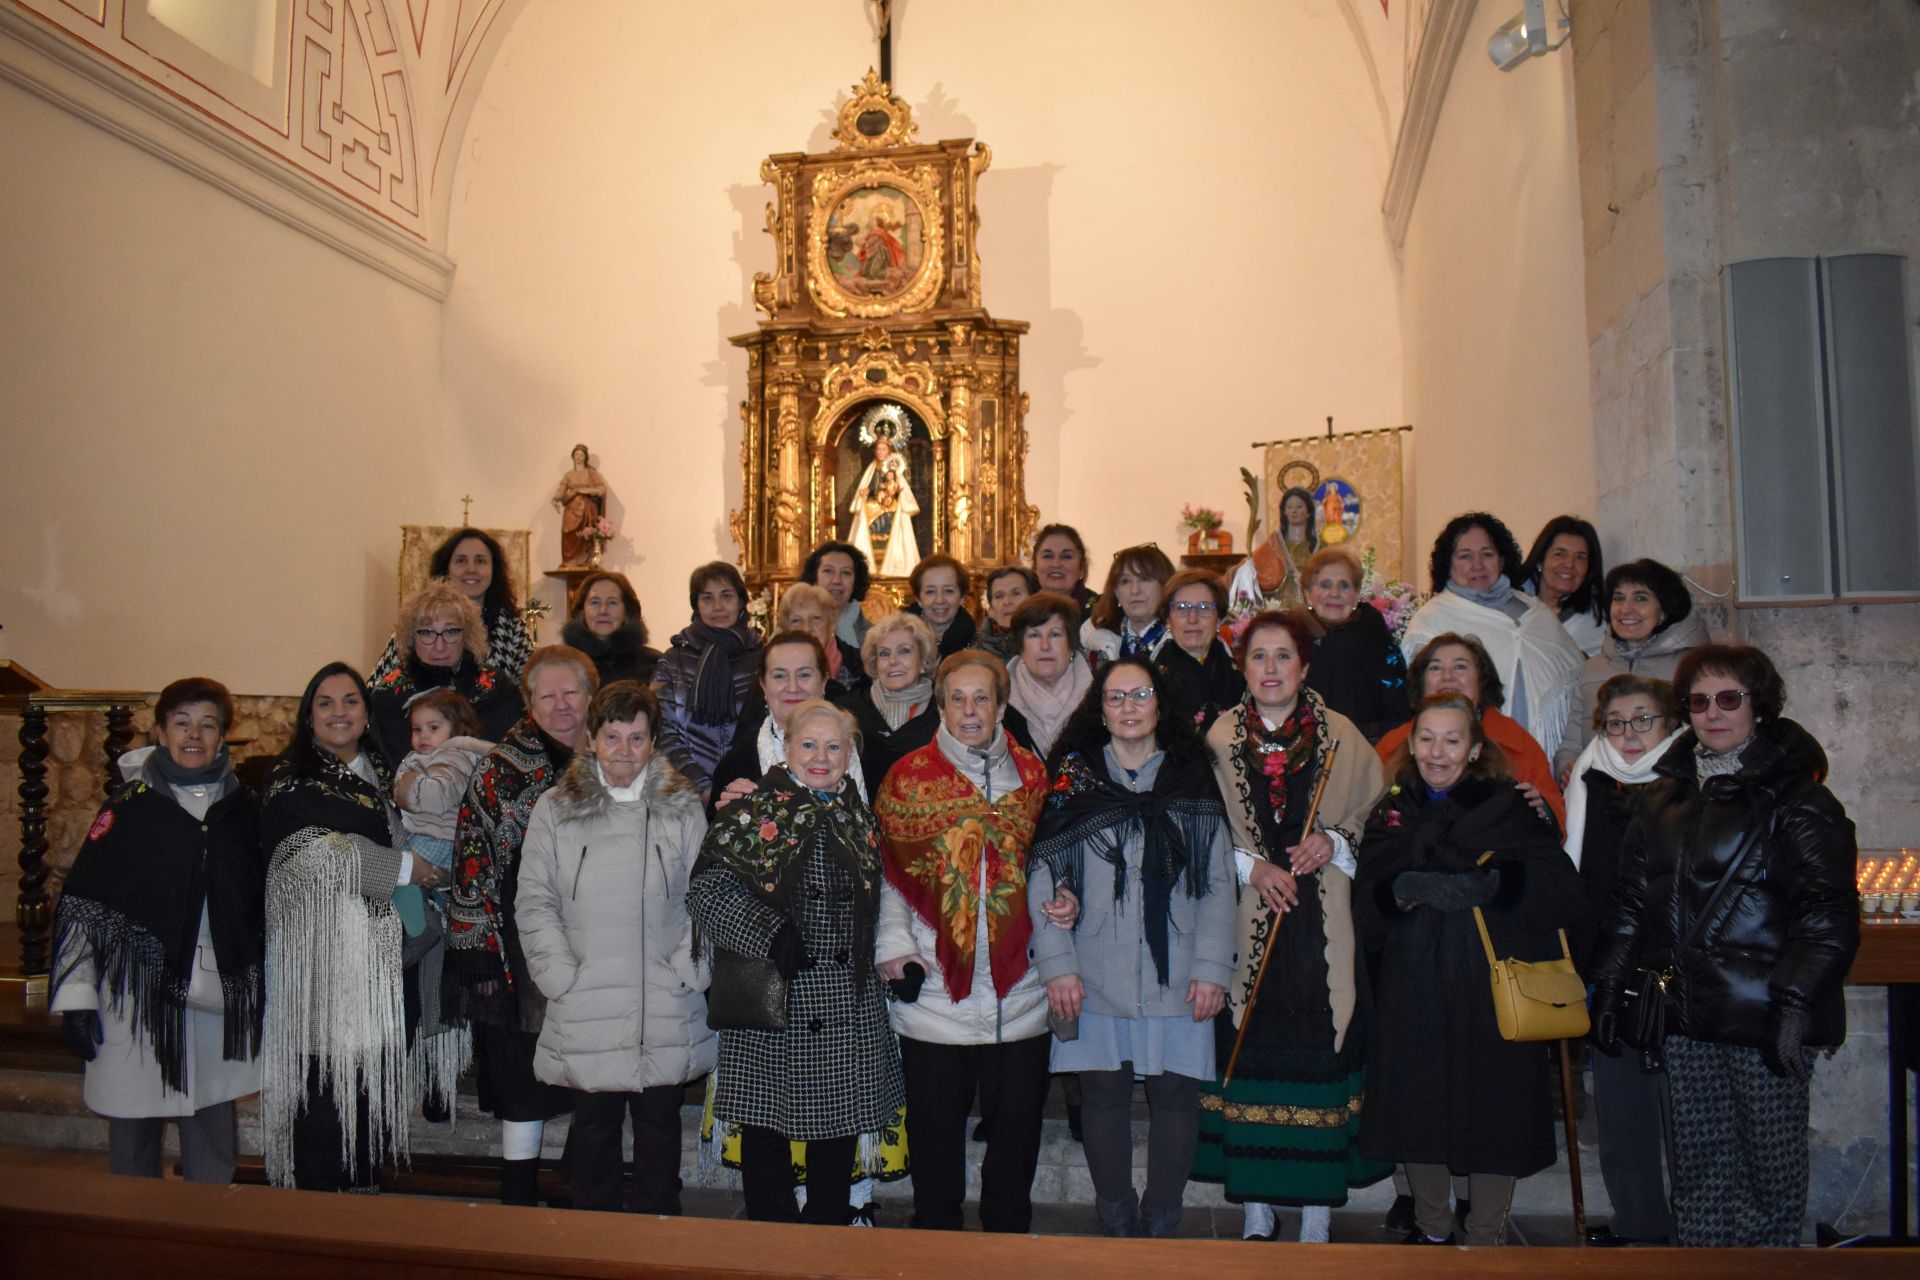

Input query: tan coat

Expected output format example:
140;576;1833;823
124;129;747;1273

1206;692;1385;1049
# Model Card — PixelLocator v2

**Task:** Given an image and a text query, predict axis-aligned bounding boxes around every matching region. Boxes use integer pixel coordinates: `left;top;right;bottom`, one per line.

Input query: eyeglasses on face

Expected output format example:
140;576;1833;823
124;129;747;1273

1170;601;1218;616
1101;687;1158;708
1604;713;1663;737
414;627;465;643
1685;689;1750;714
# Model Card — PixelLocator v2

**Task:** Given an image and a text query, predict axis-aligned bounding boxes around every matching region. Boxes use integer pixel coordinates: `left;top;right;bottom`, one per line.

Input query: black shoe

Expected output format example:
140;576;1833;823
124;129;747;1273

1383;1194;1415;1233
1454;1198;1471;1234
421;1091;451;1124
1586;1224;1668;1247
849;1204;876;1228
1401;1229;1454;1245
499;1158;539;1207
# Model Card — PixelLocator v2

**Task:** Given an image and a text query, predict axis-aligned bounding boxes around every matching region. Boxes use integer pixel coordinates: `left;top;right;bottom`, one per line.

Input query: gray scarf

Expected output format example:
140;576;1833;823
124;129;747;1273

871;676;934;730
145;742;236;791
1446;574;1529;619
935;722;1023;803
1694;736;1752;784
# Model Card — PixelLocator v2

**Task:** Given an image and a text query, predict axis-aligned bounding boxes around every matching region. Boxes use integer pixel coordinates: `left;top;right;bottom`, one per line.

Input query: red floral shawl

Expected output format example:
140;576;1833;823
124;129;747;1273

872;734;1049;1002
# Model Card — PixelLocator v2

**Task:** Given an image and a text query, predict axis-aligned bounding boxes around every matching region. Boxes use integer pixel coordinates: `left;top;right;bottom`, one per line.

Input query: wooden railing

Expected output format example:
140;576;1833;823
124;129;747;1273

2;661;144;982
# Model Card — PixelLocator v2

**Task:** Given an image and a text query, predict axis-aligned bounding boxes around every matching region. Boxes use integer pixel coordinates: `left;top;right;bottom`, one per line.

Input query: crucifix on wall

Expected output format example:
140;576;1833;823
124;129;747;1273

870;0;894;83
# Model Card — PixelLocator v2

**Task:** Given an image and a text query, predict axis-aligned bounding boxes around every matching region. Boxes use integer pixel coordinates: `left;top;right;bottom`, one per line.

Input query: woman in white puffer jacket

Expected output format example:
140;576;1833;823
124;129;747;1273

515;680;714;1214
872;651;1074;1234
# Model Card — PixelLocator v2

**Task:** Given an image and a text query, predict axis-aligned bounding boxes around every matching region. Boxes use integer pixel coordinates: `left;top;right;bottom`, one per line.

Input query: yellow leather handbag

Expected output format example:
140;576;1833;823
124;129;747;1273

1473;904;1590;1043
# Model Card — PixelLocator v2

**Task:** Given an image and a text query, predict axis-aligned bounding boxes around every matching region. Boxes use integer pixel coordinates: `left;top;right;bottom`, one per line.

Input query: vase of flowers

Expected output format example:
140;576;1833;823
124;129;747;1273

586;516;615;569
1180;504;1231;554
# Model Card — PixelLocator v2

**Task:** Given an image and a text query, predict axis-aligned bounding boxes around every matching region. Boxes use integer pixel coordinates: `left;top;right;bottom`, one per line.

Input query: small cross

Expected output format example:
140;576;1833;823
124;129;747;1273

461;494;474;524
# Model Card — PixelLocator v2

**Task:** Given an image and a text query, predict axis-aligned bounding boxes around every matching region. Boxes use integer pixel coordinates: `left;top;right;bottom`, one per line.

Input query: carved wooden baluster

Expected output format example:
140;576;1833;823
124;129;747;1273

16;702;52;977
103;703;136;791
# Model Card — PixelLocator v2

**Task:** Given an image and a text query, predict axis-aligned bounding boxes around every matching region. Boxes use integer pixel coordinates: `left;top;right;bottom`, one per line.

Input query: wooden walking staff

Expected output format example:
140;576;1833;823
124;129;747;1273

1222;738;1340;1088
1558;1040;1588;1246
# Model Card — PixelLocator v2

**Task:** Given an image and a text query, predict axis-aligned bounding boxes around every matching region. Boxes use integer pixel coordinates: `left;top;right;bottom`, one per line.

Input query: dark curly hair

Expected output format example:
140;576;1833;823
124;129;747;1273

1428;512;1526;595
430;528;517;618
1045;655;1205;775
801;540;871;603
1522;515;1605;624
1673;644;1787;722
1602;559;1692;639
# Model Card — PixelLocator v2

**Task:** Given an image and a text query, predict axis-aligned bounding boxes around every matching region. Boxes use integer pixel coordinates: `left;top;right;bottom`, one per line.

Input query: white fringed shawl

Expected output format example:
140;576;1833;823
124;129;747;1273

263;827;411;1188
1400;589;1586;762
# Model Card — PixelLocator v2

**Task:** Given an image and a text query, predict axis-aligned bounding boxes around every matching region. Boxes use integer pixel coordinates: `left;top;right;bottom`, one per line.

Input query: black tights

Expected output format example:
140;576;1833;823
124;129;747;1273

1077;1066;1201;1236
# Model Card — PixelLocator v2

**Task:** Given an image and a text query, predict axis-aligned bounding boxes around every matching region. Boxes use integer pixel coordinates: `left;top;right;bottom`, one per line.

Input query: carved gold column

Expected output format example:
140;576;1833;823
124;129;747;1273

945;369;975;565
770;363;804;571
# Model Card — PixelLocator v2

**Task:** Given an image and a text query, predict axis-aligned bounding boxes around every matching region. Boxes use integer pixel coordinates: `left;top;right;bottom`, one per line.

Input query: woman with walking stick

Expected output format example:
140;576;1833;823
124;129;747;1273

1192;611;1390;1242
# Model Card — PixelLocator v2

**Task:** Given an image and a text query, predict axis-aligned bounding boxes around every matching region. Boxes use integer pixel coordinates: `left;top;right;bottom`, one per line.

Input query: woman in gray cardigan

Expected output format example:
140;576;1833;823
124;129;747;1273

515;681;714;1214
1028;656;1236;1238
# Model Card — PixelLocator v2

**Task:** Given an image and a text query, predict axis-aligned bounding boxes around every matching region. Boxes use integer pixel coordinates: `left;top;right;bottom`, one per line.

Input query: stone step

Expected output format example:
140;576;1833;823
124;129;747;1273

0;1064;1609;1222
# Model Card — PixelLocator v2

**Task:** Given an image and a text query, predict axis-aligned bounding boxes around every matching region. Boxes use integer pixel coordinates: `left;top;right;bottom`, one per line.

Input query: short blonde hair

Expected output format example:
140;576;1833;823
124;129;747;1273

860;610;937;674
785;698;859;752
777;583;837;642
519;643;600;705
1302;546;1364;589
399;579;488;665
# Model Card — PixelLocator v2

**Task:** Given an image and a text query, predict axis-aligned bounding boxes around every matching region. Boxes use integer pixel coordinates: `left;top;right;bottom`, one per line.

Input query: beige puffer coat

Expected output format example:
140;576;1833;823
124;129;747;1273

516;755;716;1093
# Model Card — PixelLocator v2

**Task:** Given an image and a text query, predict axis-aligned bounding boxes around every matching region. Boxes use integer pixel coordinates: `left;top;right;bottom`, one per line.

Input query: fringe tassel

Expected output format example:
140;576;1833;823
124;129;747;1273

409;1027;472;1122
52;898;191;1095
264;827;412;1189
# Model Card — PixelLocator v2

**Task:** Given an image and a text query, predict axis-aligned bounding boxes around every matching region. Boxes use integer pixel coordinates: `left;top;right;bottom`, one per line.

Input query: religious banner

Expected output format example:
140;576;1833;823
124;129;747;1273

1261;426;1409;586
398;526;532;613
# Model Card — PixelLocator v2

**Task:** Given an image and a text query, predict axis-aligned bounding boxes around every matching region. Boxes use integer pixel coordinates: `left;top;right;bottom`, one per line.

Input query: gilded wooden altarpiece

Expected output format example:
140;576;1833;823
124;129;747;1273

731;72;1035;603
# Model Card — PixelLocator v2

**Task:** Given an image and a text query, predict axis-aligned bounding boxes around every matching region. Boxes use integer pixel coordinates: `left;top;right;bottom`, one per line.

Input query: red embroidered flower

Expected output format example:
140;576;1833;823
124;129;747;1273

758;820;780;840
381;670;403;686
1386;810;1403;829
87;810;115;841
477;671;495;692
463;857;480;877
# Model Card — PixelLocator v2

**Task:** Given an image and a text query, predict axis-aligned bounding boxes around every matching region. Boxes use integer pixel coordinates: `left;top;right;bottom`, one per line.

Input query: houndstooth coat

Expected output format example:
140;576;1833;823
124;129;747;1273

688;833;903;1142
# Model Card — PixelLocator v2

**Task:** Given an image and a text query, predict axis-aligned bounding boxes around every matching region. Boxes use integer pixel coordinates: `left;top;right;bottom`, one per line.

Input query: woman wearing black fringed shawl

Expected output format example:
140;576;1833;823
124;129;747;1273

50;678;262;1184
1026;657;1235;1239
687;700;905;1226
259;663;449;1192
1191;612;1390;1244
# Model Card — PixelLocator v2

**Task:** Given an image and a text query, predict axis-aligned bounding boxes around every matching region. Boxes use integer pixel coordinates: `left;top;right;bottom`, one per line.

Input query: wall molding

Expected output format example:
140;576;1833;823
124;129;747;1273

1382;0;1477;247
0;3;457;298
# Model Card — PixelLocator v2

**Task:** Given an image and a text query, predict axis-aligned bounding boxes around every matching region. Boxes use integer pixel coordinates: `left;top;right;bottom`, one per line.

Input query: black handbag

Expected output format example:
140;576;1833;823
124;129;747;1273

705;950;789;1032
1618;807;1772;1070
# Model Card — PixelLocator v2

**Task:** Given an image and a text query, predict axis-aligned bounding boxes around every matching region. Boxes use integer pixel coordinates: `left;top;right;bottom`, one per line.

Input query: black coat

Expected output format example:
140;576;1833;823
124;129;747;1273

1589;718;1859;1050
1305;603;1408;744
1152;639;1245;735
560;619;661;688
368;654;524;774
1570;768;1651;973
1355;776;1589;1178
905;603;978;660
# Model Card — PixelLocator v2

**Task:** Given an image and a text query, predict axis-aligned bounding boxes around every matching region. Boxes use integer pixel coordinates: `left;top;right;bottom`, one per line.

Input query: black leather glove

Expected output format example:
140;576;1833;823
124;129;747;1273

887;961;926;1004
767;920;807;981
1763;998;1813;1081
62;1010;103;1062
1393;868;1500;911
1588;987;1622;1057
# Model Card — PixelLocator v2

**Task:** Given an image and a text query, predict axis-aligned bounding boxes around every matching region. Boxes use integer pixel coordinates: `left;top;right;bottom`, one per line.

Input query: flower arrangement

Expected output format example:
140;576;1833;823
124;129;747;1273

1357;545;1427;641
745;588;774;638
588;516;615;552
1179;504;1225;532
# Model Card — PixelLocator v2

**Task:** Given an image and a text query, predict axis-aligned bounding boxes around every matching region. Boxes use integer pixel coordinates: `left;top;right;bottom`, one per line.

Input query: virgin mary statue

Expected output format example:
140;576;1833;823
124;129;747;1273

847;409;920;577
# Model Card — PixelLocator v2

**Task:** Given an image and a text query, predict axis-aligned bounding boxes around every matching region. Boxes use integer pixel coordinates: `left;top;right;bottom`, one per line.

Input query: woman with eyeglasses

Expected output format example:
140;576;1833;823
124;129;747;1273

1150;569;1243;734
1027;657;1235;1237
1556;674;1684;1246
1555;559;1709;780
368;579;525;771
1589;645;1859;1248
371;528;532;685
1299;547;1409;743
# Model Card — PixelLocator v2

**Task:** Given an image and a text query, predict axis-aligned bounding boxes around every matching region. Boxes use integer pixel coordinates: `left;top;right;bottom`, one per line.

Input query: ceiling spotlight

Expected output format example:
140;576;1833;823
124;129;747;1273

1488;0;1571;71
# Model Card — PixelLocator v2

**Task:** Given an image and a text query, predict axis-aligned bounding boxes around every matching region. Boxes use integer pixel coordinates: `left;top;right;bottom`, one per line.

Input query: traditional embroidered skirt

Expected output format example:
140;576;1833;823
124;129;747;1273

1193;1058;1386;1205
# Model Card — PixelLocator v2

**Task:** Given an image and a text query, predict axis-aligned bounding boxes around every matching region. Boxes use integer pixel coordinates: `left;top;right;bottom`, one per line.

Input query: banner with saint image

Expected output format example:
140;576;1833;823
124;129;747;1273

1262;427;1408;586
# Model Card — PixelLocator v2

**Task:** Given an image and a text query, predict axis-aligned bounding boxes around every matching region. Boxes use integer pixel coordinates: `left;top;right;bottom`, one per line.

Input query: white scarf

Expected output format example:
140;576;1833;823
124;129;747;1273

1401;589;1585;762
757;711;867;801
935;722;1024;802
1008;652;1093;758
1562;727;1684;868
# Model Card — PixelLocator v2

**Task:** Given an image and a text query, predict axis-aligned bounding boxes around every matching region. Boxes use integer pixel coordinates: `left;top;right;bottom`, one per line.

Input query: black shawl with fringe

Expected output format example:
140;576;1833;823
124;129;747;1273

52;769;263;1093
1031;746;1227;987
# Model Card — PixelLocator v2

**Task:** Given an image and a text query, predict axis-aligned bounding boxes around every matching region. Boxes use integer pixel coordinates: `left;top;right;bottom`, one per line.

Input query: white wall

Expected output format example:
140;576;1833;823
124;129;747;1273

1398;1;1596;585
0;78;443;694
443;0;1405;626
